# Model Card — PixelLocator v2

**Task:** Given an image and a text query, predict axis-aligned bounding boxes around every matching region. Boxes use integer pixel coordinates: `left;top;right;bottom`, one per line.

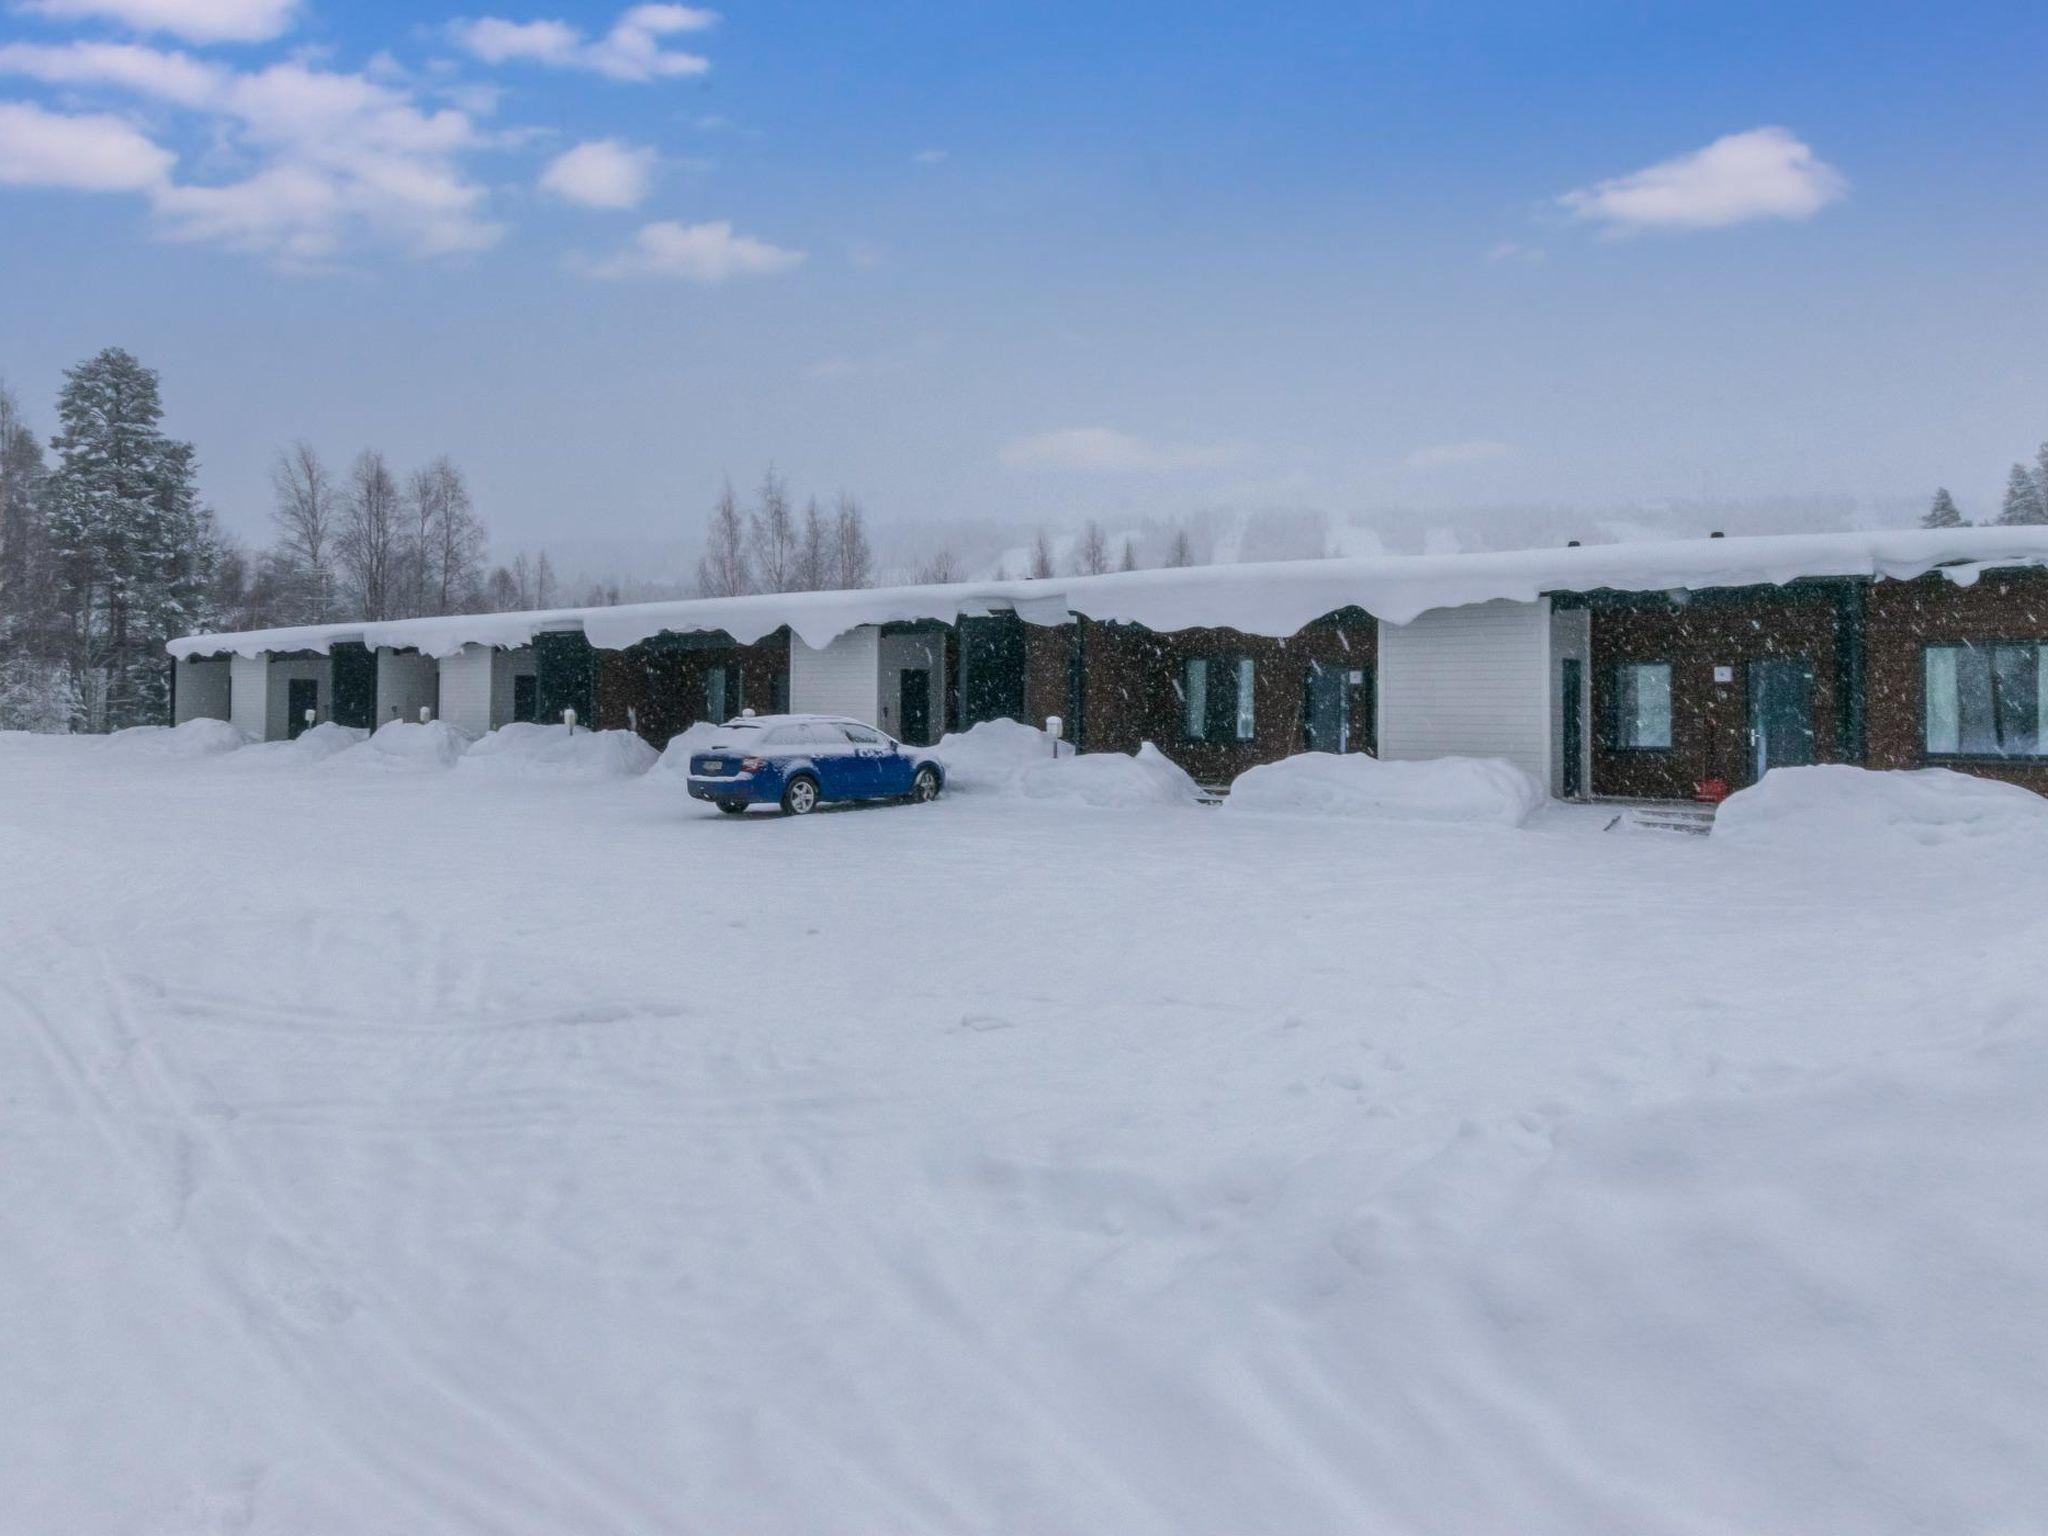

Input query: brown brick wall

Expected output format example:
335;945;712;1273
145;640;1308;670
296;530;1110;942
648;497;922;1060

1865;569;2048;792
596;631;789;746
1586;588;1844;799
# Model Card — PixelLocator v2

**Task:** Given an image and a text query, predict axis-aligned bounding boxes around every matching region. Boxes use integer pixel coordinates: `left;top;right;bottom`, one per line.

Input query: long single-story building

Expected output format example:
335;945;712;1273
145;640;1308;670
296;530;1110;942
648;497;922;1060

166;527;2048;800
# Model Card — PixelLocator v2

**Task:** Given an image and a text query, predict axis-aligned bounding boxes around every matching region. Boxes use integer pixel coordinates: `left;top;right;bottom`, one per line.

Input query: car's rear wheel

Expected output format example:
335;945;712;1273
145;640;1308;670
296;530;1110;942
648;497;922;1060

716;801;747;815
780;775;820;816
909;766;941;803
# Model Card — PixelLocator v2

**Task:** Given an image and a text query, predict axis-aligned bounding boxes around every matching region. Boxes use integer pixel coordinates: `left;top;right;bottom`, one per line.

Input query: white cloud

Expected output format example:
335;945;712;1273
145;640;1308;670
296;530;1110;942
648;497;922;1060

0;99;171;191
1485;240;1543;263
538;137;653;208
0;43;501;260
452;4;715;83
999;427;1239;473
1404;439;1513;470
911;147;947;165
1558;126;1846;233
17;0;297;43
591;219;803;281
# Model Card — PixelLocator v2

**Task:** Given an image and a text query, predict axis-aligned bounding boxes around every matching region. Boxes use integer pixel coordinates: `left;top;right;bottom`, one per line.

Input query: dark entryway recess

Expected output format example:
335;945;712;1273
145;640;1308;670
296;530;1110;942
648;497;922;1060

1748;657;1815;780
1561;658;1585;798
900;669;932;745
534;631;597;727
286;677;318;739
331;641;376;729
1303;661;1349;753
958;613;1025;728
512;674;538;723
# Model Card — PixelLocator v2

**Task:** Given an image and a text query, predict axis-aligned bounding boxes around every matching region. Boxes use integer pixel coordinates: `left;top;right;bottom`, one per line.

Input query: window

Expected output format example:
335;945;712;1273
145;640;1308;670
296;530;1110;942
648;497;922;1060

1182;657;1255;743
840;723;882;745
1611;662;1672;749
1925;643;2048;757
704;665;729;723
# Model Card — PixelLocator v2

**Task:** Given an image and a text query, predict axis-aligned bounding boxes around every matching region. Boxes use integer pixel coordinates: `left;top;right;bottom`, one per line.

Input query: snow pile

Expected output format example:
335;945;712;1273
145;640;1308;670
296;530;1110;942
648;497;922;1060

327;719;470;771
932;718;1072;794
216;722;366;770
462;723;657;781
1714;764;2048;849
1224;751;1545;827
653;722;724;778
100;718;251;757
1017;742;1202;808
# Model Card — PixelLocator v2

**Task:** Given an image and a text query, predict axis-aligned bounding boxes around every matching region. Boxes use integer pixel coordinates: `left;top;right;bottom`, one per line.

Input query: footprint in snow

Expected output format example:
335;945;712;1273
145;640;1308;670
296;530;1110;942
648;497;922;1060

955;1013;1015;1032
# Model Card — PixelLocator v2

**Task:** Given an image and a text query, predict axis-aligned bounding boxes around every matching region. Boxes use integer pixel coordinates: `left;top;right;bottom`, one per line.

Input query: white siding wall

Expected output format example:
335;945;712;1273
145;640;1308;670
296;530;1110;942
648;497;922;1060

1549;606;1592;799
376;649;439;725
263;657;332;741
438;646;494;736
229;654;269;739
174;657;231;724
876;628;947;744
1376;599;1553;786
790;628;881;725
491;648;536;728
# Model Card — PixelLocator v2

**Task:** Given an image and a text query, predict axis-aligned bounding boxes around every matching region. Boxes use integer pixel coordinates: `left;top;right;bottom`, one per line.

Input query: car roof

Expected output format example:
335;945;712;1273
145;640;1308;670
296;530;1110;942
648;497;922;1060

717;713;868;728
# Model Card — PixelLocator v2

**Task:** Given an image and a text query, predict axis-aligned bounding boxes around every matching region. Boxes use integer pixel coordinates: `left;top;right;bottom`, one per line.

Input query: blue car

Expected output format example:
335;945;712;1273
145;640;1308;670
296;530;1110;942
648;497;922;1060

686;714;947;816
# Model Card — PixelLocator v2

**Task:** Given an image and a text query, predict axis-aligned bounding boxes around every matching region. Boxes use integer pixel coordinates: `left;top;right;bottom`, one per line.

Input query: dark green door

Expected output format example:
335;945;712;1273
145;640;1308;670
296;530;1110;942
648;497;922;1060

900;669;932;745
1749;657;1815;780
512;674;537;722
1561;659;1585;798
1303;663;1348;753
959;613;1026;726
286;677;317;739
330;642;375;729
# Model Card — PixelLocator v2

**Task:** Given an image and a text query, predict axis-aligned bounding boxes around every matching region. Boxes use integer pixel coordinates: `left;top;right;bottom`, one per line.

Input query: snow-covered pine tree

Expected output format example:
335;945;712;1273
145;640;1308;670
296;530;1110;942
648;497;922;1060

0;654;79;733
1165;528;1195;567
1119;537;1138;572
43;347;207;729
0;382;51;659
1997;462;2048;525
1922;487;1966;528
697;482;753;597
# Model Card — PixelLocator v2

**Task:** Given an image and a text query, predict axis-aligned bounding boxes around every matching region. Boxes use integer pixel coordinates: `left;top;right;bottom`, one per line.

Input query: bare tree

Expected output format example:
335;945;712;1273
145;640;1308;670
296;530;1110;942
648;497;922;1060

1165;527;1195;567
697;481;753;597
1072;520;1110;576
795;497;830;591
269;441;337;623
914;548;961;585
486;563;520;610
534;549;556;608
831;493;873;589
406;456;486;613
747;466;798;593
1119;536;1138;572
1029;529;1055;579
336;449;404;620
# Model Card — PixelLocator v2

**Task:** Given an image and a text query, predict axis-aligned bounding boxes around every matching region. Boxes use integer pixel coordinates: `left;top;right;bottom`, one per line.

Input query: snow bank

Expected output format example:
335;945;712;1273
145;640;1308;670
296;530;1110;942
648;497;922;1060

327;719;470;771
932;718;1072;794
101;718;251;758
653;722;724;778
216;722;366;770
1016;742;1202;808
462;723;657;781
1714;764;2048;849
1224;751;1545;827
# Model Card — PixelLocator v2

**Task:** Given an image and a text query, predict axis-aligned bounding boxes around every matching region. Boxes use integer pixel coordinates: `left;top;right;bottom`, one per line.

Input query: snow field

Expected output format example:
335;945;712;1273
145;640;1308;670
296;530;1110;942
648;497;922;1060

1;732;2044;1534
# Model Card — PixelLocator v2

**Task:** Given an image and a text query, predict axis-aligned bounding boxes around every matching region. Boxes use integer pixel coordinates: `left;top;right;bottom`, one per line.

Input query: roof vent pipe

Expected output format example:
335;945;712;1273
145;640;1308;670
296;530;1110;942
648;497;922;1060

1709;530;1725;538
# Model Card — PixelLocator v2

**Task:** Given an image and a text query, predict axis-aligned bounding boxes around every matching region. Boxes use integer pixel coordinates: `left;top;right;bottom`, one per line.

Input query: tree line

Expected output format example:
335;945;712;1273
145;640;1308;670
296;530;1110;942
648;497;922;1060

1923;441;2048;528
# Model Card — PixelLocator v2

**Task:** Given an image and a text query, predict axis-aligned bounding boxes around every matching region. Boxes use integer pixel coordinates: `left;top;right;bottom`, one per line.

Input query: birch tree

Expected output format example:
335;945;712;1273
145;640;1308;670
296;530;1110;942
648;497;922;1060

336;449;404;620
270;441;337;622
697;482;752;597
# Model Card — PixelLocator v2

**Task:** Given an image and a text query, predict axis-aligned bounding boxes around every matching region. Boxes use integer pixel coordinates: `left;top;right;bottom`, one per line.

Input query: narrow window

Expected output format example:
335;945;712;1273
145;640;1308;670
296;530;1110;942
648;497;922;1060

1234;658;1256;740
704;665;728;723
1611;662;1672;749
1184;658;1209;739
1924;646;1959;754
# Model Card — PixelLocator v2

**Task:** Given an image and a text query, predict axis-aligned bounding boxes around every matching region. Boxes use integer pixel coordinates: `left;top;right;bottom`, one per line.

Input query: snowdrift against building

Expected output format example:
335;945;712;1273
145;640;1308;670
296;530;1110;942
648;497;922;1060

215;722;366;770
461;723;658;781
933;719;1074;794
167;526;2048;661
102;718;252;757
1714;764;2048;849
327;719;470;771
1017;742;1203;808
651;723;725;779
1224;751;1546;826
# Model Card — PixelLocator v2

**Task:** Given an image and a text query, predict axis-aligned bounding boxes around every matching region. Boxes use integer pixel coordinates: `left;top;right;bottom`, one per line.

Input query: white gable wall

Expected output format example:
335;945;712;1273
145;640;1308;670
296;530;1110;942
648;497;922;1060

1376;599;1552;786
377;650;439;726
229;654;269;739
263;657;331;741
173;657;231;724
438;646;494;736
790;628;881;726
877;629;947;744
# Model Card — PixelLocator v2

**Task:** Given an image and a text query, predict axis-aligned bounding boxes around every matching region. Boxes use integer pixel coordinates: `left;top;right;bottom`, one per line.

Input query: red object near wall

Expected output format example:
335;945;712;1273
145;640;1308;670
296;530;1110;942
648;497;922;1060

1694;777;1730;804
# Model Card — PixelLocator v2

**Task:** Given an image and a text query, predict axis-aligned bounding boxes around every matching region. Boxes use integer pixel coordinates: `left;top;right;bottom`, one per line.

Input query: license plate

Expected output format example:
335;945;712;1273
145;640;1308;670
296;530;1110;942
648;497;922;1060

701;760;724;774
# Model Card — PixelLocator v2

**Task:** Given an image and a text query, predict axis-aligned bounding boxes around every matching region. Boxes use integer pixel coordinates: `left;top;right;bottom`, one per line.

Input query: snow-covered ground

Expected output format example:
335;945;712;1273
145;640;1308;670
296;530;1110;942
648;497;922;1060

3;729;2044;1535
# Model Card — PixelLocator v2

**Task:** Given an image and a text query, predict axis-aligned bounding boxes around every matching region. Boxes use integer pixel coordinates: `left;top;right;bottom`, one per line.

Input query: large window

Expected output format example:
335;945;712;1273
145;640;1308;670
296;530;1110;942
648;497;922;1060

1610;662;1672;750
1925;643;2048;758
1183;657;1255;743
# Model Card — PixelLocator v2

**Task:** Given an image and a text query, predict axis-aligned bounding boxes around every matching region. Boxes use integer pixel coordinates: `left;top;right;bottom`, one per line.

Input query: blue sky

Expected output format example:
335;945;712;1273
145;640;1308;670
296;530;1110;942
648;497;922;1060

2;0;2046;557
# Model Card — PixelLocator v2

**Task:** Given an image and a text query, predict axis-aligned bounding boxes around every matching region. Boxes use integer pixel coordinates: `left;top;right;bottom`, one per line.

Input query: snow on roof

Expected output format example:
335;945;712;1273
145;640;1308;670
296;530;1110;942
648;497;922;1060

167;526;2048;660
